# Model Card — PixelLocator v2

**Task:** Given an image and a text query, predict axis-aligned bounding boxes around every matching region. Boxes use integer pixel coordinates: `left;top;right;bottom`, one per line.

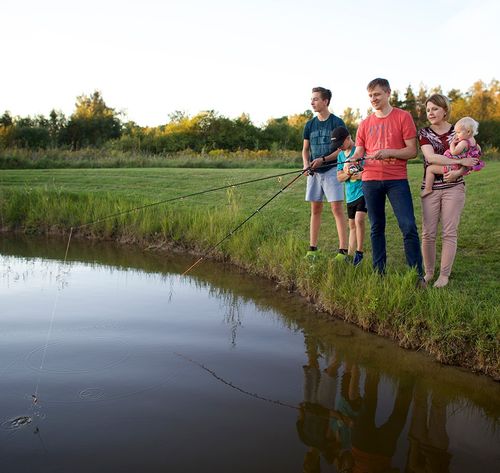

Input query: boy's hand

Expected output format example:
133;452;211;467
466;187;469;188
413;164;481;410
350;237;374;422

310;158;324;169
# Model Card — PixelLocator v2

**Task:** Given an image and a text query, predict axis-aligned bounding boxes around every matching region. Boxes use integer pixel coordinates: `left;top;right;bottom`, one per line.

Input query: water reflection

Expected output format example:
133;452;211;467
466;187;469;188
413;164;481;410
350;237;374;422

295;333;499;472
0;235;498;473
407;384;451;472
298;336;413;473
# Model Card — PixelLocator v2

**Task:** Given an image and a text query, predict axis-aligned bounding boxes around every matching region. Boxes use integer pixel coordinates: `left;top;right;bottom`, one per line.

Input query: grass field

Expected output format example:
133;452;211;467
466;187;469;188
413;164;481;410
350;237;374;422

0;163;498;377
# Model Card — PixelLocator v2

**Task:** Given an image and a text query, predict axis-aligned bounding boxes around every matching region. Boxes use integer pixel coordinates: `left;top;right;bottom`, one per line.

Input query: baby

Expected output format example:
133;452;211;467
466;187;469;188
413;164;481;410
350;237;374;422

421;116;483;198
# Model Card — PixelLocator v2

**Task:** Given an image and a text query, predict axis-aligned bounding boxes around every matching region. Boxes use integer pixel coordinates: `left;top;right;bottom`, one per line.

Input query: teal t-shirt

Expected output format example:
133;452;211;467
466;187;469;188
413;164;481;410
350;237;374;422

303;114;346;173
337;147;363;204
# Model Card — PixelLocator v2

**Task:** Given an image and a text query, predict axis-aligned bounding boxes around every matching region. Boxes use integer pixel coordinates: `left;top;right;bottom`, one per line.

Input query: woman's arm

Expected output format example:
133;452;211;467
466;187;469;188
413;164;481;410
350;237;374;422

443;167;468;182
420;144;477;167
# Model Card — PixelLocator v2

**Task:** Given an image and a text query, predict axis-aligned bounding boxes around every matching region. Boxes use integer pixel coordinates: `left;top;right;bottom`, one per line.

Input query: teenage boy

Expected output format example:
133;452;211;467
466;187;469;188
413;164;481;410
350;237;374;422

350;78;423;277
335;127;366;266
302;87;348;260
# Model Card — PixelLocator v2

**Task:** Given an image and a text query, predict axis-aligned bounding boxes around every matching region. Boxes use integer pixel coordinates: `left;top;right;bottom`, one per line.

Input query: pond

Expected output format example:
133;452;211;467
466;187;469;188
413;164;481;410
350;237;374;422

0;235;499;473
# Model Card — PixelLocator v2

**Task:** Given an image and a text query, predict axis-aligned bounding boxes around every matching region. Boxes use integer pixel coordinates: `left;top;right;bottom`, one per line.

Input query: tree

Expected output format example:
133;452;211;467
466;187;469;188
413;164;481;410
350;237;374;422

63;90;122;149
402;85;418;123
414;85;429;129
168;110;188;123
0;111;13;127
340;107;362;136
447;88;462;102
390;89;403;108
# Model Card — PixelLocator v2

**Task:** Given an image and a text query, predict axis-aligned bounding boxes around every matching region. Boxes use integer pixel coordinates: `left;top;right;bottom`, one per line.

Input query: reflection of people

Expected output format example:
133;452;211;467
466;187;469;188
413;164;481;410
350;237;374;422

406;384;451;472
328;361;362;472
336;128;367;266
418;95;479;287
299;336;344;471
297;402;340;473
350;371;413;473
302;87;348;260
350;78;423;278
422;116;482;197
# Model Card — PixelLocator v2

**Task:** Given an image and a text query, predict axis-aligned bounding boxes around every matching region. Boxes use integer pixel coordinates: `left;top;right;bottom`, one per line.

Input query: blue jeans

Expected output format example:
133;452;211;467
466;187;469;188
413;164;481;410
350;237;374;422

362;179;423;276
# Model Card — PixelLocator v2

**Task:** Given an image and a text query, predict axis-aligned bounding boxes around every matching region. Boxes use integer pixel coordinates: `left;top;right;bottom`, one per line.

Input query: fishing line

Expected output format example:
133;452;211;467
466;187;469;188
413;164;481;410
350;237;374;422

175;353;299;410
28;170;303;405
175;352;362;425
28;158;363;406
68;158;364;233
182;169;307;275
180;157;366;276
72;169;305;231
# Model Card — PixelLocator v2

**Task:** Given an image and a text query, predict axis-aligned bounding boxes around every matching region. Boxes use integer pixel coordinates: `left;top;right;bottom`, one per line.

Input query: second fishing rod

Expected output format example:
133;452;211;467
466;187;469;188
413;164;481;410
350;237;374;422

181;154;366;276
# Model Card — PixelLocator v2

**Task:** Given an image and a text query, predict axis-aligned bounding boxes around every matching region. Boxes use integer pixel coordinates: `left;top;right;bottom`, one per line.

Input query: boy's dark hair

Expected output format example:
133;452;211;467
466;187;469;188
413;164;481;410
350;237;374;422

367;78;391;92
312;87;332;106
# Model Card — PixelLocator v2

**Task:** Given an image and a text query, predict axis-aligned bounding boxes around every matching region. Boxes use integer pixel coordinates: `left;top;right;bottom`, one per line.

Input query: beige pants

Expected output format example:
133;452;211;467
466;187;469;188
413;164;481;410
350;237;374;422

421;184;466;278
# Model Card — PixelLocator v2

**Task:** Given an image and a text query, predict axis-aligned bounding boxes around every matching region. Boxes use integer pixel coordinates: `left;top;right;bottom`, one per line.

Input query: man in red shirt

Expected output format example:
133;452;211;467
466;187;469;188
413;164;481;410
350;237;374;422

350;78;423;277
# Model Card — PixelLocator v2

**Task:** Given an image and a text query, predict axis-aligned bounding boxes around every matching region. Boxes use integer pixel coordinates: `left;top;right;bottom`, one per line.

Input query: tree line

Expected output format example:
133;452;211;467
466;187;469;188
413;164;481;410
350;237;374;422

1;80;499;154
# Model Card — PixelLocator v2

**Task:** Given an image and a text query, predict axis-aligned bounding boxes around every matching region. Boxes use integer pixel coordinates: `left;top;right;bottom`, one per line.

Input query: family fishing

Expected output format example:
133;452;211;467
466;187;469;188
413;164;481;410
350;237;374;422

58;78;482;289
301;78;482;288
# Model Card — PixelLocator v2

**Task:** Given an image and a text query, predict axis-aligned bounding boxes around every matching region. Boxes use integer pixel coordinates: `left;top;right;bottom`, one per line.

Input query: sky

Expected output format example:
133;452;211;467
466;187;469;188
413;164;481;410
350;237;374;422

2;0;499;127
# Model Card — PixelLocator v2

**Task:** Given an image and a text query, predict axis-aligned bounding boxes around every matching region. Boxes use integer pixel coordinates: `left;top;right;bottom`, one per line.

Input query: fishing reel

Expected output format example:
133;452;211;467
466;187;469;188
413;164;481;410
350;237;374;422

347;162;363;174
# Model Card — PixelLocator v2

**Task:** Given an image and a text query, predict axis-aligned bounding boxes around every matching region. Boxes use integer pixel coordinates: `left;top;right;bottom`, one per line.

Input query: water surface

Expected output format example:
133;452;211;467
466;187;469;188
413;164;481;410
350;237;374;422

0;236;498;473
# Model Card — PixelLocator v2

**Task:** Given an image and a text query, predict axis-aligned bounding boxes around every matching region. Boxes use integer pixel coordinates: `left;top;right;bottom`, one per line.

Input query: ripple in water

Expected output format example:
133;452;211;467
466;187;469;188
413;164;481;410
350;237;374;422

79;387;106;401
1;416;32;431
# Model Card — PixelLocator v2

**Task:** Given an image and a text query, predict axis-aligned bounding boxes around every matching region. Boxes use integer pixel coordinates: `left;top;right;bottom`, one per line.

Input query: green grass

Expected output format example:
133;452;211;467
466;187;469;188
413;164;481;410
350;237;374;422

0;164;498;377
0;148;303;170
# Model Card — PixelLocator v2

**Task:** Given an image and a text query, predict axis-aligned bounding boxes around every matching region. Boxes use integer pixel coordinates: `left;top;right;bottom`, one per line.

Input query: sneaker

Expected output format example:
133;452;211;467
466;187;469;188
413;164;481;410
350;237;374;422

304;250;321;263
353;251;364;266
334;251;348;262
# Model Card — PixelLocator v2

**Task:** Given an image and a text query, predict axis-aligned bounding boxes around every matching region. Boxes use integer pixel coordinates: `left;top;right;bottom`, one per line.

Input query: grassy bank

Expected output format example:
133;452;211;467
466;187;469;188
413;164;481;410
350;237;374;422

0;165;498;378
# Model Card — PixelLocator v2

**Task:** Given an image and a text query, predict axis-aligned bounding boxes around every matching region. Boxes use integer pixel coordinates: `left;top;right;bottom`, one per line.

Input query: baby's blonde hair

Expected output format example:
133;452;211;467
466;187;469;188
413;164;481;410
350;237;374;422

455;116;479;136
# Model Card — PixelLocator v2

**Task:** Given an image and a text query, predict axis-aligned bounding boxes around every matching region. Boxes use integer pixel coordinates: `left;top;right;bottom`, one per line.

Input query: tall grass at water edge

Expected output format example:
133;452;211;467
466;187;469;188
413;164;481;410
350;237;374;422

0;148;303;169
0;165;498;378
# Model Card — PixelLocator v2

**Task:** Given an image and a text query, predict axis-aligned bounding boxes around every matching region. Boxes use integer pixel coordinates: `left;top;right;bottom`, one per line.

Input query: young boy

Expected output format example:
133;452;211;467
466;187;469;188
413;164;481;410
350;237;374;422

335;127;367;266
302;87;348;261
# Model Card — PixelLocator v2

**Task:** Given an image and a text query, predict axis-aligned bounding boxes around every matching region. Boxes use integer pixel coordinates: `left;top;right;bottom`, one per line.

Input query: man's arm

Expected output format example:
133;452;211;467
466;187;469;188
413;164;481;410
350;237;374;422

350;145;365;162
370;137;417;161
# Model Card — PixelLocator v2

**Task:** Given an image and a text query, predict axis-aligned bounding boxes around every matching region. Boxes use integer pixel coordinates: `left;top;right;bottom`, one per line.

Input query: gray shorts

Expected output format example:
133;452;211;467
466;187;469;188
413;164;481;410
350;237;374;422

305;167;344;202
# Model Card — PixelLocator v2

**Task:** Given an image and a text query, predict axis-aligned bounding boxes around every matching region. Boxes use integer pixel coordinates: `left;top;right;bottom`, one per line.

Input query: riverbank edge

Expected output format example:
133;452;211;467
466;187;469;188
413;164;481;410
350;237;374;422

2;220;498;381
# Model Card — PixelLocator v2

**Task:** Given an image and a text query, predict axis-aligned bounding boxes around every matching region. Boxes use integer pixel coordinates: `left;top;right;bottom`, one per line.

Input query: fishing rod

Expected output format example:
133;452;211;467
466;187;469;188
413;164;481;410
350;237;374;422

182;168;308;275
180;156;367;276
180;156;368;276
27;158;364;410
73;158;365;231
62;158;364;251
72;169;305;232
